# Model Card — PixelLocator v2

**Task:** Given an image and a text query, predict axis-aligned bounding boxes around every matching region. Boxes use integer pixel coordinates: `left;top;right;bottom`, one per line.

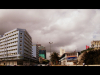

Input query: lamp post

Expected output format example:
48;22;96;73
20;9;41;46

49;42;53;66
49;42;53;55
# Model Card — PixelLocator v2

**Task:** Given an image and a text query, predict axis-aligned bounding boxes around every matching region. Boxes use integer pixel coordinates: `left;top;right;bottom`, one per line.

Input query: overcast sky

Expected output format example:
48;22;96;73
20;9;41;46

0;9;100;53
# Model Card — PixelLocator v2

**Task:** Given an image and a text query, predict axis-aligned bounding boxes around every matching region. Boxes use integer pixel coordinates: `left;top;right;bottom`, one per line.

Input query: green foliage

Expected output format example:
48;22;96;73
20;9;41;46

81;48;94;54
50;52;59;65
83;49;100;65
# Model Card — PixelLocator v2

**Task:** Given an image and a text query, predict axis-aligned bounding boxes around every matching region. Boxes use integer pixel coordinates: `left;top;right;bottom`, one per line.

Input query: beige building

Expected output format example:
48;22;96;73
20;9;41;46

60;48;65;57
91;40;100;50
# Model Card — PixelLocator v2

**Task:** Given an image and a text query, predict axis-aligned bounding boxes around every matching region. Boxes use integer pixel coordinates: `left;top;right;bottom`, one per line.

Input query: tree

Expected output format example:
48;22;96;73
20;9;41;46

50;52;59;65
42;59;50;64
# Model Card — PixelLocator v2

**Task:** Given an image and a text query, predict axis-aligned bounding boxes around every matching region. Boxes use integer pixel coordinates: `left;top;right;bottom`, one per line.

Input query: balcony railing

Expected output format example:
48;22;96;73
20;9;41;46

24;39;32;49
5;31;18;38
24;43;32;52
24;36;32;45
5;42;18;47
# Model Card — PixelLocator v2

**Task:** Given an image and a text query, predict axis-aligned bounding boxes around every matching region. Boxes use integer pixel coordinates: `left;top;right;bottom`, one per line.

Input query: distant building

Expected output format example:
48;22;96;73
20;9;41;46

59;52;79;65
60;48;65;57
39;46;46;59
32;44;36;57
91;40;100;50
36;44;41;60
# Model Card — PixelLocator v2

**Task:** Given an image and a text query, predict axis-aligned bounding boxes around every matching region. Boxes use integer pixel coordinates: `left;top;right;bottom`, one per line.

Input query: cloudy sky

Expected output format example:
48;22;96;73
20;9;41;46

0;9;100;53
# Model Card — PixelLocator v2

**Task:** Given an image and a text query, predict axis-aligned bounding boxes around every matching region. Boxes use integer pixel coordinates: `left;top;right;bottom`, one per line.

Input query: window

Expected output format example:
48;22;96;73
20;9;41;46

20;40;22;42
19;52;22;54
20;44;22;46
20;33;22;35
20;48;22;50
20;37;22;39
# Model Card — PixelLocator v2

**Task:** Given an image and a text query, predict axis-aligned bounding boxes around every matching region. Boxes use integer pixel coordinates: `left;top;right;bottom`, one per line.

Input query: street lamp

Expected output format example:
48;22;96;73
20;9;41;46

49;42;53;66
49;42;53;55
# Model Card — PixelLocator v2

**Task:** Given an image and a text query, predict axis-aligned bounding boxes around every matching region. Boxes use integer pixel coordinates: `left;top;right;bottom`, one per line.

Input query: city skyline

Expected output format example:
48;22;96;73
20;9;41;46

0;9;100;53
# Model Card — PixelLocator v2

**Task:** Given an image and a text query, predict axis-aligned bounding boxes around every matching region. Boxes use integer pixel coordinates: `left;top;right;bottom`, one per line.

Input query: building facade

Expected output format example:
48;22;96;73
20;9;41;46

91;40;100;50
0;28;37;66
39;46;46;59
59;52;78;66
32;44;36;57
36;44;41;61
60;48;65;57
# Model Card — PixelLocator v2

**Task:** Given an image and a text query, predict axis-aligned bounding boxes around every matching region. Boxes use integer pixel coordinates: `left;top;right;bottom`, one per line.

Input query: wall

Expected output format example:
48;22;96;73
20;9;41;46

66;62;73;65
0;61;17;66
32;45;36;57
18;30;25;58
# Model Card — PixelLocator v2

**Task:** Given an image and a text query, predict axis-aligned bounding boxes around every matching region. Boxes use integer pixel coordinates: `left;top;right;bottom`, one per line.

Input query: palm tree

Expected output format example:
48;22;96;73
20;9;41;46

50;52;59;65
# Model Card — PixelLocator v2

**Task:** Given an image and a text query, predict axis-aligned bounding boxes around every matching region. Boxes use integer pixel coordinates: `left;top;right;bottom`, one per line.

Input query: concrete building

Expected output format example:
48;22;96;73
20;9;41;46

32;44;36;57
60;48;65;57
46;52;50;60
39;46;46;59
59;52;79;66
36;44;41;61
91;40;100;50
0;28;37;66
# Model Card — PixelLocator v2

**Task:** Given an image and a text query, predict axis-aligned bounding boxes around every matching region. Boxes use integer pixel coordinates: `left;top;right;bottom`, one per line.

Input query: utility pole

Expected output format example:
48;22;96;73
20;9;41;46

49;42;53;55
49;42;53;66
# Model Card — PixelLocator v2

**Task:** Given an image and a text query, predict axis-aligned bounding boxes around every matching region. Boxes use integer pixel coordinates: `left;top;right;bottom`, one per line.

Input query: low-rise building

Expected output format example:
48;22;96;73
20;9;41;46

59;52;79;66
91;40;100;50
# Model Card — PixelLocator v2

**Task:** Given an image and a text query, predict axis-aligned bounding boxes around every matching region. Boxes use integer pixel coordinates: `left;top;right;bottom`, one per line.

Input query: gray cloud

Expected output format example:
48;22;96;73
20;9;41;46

0;9;100;54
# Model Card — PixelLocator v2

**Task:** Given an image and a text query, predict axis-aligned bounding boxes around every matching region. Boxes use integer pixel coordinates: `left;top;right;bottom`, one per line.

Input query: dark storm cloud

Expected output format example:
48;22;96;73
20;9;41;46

0;9;100;54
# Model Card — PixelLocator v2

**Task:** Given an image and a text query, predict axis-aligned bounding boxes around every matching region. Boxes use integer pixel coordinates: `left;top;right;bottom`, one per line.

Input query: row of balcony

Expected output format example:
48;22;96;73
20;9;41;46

24;55;31;59
0;42;18;49
24;39;32;48
0;54;24;59
0;50;17;55
24;43;32;52
24;31;32;40
24;47;32;54
0;31;18;40
24;36;32;45
4;29;17;35
0;46;18;51
0;54;18;58
24;50;31;56
4;31;18;38
0;37;18;45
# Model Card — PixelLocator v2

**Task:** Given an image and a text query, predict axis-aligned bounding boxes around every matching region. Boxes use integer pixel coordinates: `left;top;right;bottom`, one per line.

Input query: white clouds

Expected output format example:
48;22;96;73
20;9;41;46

0;9;100;53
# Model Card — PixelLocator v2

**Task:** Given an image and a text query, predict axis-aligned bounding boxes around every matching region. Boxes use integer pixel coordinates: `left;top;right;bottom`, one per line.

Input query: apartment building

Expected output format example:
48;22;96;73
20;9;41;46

91;40;100;50
0;28;33;66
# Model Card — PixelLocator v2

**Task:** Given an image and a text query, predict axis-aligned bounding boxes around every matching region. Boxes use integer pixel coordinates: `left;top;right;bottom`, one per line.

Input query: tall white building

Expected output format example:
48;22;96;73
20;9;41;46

32;44;36;57
0;28;33;66
60;48;65;57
